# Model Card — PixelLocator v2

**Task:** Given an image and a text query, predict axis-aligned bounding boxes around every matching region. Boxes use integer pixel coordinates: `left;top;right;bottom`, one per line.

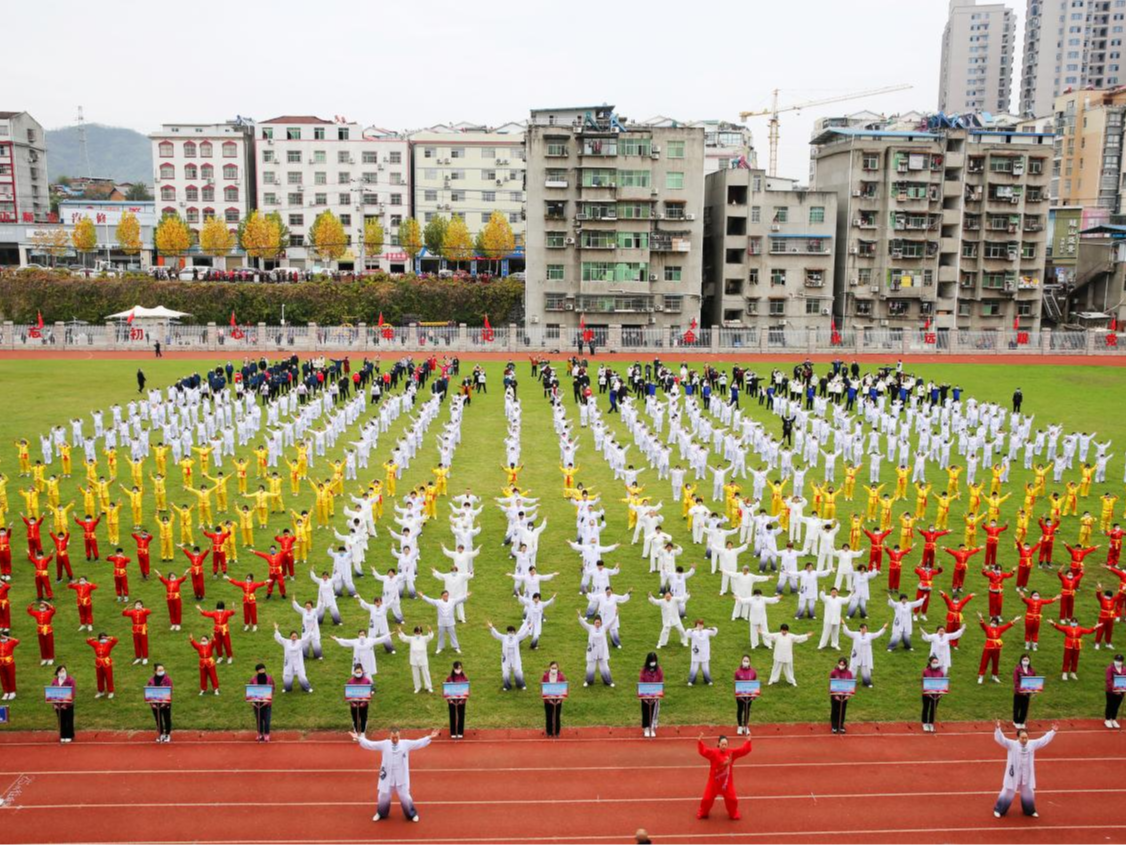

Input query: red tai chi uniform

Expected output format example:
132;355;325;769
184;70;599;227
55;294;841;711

982;524;1008;568
131;532;153;578
1095;593;1117;647
1019;594;1057;646
1057;569;1084;620
978;618;1015;678
1052;621;1098;675
864;529;891;571
913;565;943;615
107;553;130;599
202;529;230;576
254;550;287;598
189;636;220;691
0;637;18;696
22;516;44;557
886;547;912;593
0;582;11;630
917;528;951;568
944;546;982;593
181;548;210;600
27;604;56;660
1106;565;1126;618
87;636;119;694
200;608;236;660
939;590;974;648
1015;540;1042;589
1038;519;1059;565
122;607;152;659
982;567;1015;617
29;552;54;600
158;574;188;626
0;530;12;579
696;739;752;820
275;533;297;578
49;532;73;581
75;515;101;561
1106;527;1125;568
1063;544;1099;577
230;578;268;625
68;581;97;627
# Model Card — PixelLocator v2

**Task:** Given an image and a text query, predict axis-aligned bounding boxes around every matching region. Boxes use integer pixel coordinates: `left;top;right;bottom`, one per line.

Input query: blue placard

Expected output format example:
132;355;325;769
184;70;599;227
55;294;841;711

830;678;857;696
0;705;8;724
1114;674;1126;692
245;684;274;703
923;676;950;694
541;681;569;699
735;680;761;697
637;682;665;698
144;686;172;703
443;681;470;699
345;683;373;701
1019;675;1045;693
44;685;74;703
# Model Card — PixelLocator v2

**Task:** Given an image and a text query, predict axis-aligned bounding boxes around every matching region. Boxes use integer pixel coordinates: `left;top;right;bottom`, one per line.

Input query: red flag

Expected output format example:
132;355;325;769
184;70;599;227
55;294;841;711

126;310;135;325
683;317;698;345
483;314;492;331
36;310;43;329
1112;316;1119;332
481;314;495;343
377;312;384;327
1012;316;1020;331
230;311;238;328
924;317;931;330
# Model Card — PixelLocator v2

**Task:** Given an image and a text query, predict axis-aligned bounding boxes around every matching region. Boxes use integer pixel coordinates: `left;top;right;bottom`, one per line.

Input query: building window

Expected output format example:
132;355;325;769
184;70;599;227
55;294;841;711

547;142;568;157
424;190;438;202
768;299;785;316
224;187;239;202
773;207;788;223
183;142;196;158
339;193;351;205
751;206;761;223
665;266;682;281
667;140;685;159
200;142;213;158
547;264;564;281
160;186;175;201
546;232;566;248
770;269;786;286
223;164;238;180
288;172;303;185
618;170;651;188
287;193;302;205
263;193;277;206
314;193;327;205
805;299;822;315
185;186;199;201
185;164;198;180
483;190;496;202
389;152;402;164
862;153;879;170
314;151;327;165
158;141;173;158
159;164;175;180
666;171;684;190
809;206;825;223
185;208;199;223
509;212;520;224
201;164;214;181
314;172;327;186
225;209;239;224
222;141;237;158
287;151;302;164
362;151;378;164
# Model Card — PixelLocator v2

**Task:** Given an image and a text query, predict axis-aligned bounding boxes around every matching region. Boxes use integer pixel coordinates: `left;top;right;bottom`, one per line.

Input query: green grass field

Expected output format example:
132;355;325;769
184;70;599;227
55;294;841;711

0;357;1123;735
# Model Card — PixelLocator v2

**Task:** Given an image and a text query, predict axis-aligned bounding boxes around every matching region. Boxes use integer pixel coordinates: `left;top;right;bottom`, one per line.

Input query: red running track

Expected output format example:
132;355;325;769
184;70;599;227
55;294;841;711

0;720;1124;844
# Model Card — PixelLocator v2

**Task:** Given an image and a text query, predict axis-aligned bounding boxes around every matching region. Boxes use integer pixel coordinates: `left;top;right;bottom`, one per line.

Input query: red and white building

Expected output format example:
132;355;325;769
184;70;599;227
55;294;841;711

0;111;49;224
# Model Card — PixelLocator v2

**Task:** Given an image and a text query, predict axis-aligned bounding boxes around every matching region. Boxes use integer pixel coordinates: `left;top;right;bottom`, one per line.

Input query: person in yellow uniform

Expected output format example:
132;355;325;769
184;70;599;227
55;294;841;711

120;484;144;528
43;475;61;509
863;484;884;521
964;511;987;546
30;462;46;492
878;494;894;531
767;478;788;517
191;444;213;476
153;443;169;477
914;482;932;520
966;482;985;516
203;472;230;513
1014;508;1031;544
724;482;741;524
18;485;40;519
369;481;384;521
77;484;98;519
103;447;118;481
267;473;284;514
171;502;195;546
1047;492;1063;523
157;514;176;562
223;519;239;565
84;459;99;487
232;458;250;495
423;482;439;520
382;460;398;496
1033;463;1052;496
57;441;72;478
95;476;112;511
1023;482;1038;514
1078;511;1096;546
843;464;858;500
330;461;345;497
560;463;578;493
989;464;1005;497
985;492;1012;522
0;472;9;512
432;464;450;496
178;457;195;490
126;456;145;490
502;463;523;487
253;446;268;479
243;486;271;528
13;439;31;476
821;486;840;521
1101;493;1119;533
946;464;963;497
1061;482;1080;517
681;482;698;518
848;513;863;549
1079;464;1095;499
899;511;917;549
104;500;122;545
237;505;255;547
290;510;312;564
149;473;168;513
50;501;75;536
295;443;308;480
893;464;909;501
935;491;959;530
185;485;215;527
284;459;302;496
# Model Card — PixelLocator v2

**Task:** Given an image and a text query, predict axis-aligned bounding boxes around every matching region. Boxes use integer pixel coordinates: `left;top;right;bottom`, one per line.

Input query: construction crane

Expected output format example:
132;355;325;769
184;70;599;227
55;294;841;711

739;84;913;176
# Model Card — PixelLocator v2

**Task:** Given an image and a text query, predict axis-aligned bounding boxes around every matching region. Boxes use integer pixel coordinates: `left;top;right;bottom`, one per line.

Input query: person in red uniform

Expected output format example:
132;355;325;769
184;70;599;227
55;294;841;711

274;530;297;579
107;548;130;602
226;573;268;630
981;564;1015;617
67;576;97;630
1038;517;1059;568
21;514;45;557
1063;543;1099;577
1105;564;1126;619
938;590;974;649
913;561;943;619
917;526;951;568
202;526;230;577
977;611;1020;684
131;530;153;579
0;630;18;699
1051;617;1102;680
49;531;73;582
122;600;152;665
26;600;56;665
197;601;236;664
1093;585;1117;649
86;632;118;698
154;569;188;630
696;731;752;820
180;545;210;601
0;581;10;631
1106;525;1124;568
864;528;891;571
1015;588;1058;651
944;544;982;594
1057;565;1084;620
0;527;12;581
75;514;101;561
253;547;287;598
982;522;1008;568
188;633;220;694
29;550;54;600
886;545;912;592
1014;539;1042;589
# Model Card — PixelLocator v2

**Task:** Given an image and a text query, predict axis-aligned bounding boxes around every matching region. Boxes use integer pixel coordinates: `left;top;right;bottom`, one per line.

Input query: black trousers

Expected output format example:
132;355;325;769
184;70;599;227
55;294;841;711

830;697;848;731
152;704;172;735
57;706;75;740
351;703;369;733
1107;691;1124;721
921;695;938;725
736;698;753;727
640;700;660;728
254;704;273;736
544;701;562;737
448;701;466;736
1012;693;1031;725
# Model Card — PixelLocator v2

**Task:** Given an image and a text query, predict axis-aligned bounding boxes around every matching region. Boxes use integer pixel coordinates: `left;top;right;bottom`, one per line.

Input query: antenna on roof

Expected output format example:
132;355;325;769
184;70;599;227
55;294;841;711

76;105;92;179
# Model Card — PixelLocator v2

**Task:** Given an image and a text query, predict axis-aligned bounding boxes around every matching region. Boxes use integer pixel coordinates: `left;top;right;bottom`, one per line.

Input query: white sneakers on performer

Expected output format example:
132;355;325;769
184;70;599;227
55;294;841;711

372;814;382;822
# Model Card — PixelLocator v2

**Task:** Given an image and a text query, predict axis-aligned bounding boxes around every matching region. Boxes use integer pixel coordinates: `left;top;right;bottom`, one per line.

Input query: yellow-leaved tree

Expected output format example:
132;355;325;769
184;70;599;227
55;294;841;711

481;211;516;274
442;214;474;268
154;213;193;258
29;229;71;266
363;218;384;270
71;216;98;263
309;210;346;264
200;215;236;258
239;210;283;263
115;210;142;256
399;217;422;268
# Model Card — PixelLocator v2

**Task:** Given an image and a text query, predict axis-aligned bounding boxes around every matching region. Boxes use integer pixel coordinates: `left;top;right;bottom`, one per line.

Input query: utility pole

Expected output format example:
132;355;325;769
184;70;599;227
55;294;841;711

76;106;92;179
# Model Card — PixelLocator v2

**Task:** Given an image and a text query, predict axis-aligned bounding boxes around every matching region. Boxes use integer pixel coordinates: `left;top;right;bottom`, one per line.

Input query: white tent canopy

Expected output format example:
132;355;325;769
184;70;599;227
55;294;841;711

106;305;192;320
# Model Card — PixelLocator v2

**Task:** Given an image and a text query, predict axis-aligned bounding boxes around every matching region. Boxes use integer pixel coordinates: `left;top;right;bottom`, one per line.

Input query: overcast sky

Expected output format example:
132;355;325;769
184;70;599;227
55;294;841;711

8;0;1013;180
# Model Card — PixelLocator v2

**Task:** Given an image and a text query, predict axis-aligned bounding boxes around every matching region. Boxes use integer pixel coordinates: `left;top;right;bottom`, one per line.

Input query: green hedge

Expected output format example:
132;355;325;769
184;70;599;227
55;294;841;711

0;271;525;325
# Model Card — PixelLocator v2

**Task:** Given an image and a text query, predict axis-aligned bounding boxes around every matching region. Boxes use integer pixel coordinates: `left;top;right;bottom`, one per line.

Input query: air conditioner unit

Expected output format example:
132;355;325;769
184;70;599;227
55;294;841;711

649;273;658;282
849;277;859;287
653;305;665;312
852;190;862;197
179;201;186;207
879;319;889;327
870;285;881;294
378;164;385;171
821;307;830;315
496;179;503;186
267;138;274;145
686;213;696;221
650;150;660;159
498;159;509;165
564;237;575;245
771;224;781;232
849;246;859;255
853;219;863;226
564;302;575;310
892;249;903;259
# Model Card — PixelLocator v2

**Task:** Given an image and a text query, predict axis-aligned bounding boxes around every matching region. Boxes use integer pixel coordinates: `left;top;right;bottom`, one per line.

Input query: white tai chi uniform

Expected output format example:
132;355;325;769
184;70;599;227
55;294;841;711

356;733;433;820
747;593;781;649
686;626;718;685
764;630;810;685
921;626;965;674
579;618;613;686
992;727;1055;817
841;622;885;686
274;630;314;692
650;594;688;647
817;592;850;650
490;623;531;690
398;631;435;692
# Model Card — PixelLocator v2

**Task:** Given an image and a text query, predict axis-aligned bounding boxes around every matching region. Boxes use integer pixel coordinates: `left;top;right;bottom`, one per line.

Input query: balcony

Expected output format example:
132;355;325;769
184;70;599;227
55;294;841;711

545;178;569;189
651;235;691;253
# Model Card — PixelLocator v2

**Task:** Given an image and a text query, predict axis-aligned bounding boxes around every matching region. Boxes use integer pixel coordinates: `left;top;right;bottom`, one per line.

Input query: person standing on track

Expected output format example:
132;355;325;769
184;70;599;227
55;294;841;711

351;726;440;823
147;663;173;742
992;720;1057;819
695;731;752;820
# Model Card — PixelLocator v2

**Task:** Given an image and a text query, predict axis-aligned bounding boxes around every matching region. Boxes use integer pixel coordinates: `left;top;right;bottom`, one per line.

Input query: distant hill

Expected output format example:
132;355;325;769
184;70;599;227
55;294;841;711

45;123;152;185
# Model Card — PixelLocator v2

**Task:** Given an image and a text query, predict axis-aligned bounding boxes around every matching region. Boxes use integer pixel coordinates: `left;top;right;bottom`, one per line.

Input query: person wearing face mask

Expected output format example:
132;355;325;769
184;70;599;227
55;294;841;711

639;651;663;737
686;620;719;686
348;663;373;734
578;612;614;687
829;657;854;734
273;622;314;693
351;725;440;823
734;654;757;735
51;664;76;742
446;661;469;739
542;661;566;737
1104;653;1125;728
1012;653;1036;729
1050;616;1102;680
86;632;119;699
147;663;173;742
0;629;18;700
695;731;752;820
921;656;945;732
992;720;1058;818
249;663;275;742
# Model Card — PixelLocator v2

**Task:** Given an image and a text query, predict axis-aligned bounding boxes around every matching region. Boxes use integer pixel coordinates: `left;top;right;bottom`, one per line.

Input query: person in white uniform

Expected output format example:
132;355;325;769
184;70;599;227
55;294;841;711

686;620;719;685
351;726;440;822
919;624;966;674
331;629;392;677
747;589;781;650
992;721;1058;818
419;590;470;654
764;624;811;685
398;625;435;693
272;623;314;693
578;611;614;687
649;590;688;648
841;621;887;687
817;588;851;650
487;620;532;690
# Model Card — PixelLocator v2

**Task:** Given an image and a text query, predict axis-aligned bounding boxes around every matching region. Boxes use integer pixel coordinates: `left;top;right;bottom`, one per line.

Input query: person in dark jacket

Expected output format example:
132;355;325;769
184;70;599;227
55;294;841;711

640;651;663;737
147;663;173;742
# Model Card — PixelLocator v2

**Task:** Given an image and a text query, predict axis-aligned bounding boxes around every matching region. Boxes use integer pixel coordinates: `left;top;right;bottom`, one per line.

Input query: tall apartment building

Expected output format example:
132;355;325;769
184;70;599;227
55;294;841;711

256;116;410;272
1020;0;1124;118
150;120;256;256
1052;87;1126;212
642;117;755;173
811;118;1052;332
0;111;48;223
408;122;525;267
702;168;837;328
524;105;704;333
938;0;1016;114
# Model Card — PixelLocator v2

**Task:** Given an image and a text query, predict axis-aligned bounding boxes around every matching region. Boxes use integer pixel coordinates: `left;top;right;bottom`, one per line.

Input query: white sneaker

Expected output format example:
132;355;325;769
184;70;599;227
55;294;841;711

643;728;651;737
994;811;1002;819
1114;721;1121;728
978;676;984;684
372;814;382;822
227;657;233;665
107;693;114;699
199;690;205;696
1106;720;1114;729
1061;673;1068;681
1070;673;1079;680
411;815;420;823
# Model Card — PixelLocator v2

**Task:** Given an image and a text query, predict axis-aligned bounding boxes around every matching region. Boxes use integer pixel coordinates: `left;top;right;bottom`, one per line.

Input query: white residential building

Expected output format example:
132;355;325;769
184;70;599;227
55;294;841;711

256;116;410;272
0;110;49;224
938;0;1016;115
